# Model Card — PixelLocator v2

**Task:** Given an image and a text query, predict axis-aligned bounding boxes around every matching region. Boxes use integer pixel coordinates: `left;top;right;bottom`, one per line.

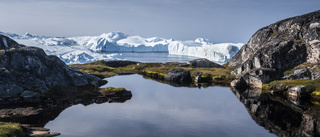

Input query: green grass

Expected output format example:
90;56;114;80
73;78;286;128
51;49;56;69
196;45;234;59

0;122;25;137
71;60;236;85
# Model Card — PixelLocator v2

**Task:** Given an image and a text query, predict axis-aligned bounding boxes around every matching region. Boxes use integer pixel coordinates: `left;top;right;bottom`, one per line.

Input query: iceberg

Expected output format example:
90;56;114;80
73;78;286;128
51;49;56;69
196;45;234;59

168;38;244;63
0;31;243;64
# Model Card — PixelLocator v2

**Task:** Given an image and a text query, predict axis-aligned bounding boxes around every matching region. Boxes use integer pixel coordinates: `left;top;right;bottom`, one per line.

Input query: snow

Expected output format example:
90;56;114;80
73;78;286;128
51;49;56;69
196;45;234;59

0;31;244;64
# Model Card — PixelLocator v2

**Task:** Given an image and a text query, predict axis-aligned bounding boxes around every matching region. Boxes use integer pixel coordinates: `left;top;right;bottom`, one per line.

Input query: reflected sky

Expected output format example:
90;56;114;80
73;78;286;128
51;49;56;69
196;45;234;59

45;74;276;137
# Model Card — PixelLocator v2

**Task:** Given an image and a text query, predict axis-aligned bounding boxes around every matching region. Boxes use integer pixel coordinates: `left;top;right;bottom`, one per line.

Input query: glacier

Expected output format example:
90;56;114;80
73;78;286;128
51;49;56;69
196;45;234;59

0;31;244;64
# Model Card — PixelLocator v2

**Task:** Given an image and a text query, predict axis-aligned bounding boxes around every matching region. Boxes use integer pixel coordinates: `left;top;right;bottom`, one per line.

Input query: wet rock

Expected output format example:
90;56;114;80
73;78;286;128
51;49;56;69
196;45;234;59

187;58;225;68
287;86;307;98
164;68;192;84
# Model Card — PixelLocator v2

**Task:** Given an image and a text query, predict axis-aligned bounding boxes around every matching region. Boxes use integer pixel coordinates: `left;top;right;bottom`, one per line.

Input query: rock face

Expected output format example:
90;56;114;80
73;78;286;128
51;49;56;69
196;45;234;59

164;68;192;84
0;45;105;98
228;10;320;88
187;58;225;68
0;35;25;50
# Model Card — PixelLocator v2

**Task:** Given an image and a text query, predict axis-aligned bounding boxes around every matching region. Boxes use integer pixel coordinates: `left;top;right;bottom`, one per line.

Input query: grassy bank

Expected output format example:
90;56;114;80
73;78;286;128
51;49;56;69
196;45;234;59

263;62;320;101
70;60;236;86
0;122;25;137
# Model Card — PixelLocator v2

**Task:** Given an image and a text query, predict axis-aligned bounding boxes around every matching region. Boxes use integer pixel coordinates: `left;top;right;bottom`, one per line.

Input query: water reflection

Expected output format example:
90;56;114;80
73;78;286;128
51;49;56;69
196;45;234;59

45;75;275;137
231;87;320;137
0;92;132;127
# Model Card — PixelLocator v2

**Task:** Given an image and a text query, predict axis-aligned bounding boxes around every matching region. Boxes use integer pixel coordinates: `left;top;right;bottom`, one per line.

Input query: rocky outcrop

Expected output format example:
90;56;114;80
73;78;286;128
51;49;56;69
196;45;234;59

187;58;225;68
0;35;25;50
164;68;192;85
228;10;320;88
0;45;106;99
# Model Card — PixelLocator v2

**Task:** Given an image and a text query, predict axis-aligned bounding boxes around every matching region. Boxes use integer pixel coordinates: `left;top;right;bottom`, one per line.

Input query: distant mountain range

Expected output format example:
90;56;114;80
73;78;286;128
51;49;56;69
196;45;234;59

0;31;244;64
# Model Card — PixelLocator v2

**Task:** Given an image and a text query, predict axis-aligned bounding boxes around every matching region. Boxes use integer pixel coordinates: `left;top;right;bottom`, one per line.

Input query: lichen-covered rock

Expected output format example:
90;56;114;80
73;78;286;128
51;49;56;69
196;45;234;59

0;45;106;98
187;58;225;68
228;10;320;87
164;68;192;84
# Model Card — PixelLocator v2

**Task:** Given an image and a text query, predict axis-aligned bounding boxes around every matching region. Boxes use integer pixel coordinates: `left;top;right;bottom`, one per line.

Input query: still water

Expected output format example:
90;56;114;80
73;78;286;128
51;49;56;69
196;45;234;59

45;74;276;137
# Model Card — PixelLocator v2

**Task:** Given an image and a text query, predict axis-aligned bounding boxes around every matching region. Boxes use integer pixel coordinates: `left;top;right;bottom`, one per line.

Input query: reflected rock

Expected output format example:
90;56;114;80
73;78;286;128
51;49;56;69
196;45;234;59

232;87;320;137
164;68;192;86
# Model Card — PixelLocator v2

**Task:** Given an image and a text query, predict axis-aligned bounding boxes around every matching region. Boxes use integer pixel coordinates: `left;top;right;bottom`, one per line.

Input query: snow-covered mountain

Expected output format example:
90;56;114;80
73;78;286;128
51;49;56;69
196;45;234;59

0;31;244;64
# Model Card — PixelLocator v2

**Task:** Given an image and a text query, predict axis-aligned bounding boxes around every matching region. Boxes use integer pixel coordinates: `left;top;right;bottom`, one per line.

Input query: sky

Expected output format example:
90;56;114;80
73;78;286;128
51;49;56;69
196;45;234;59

0;0;319;43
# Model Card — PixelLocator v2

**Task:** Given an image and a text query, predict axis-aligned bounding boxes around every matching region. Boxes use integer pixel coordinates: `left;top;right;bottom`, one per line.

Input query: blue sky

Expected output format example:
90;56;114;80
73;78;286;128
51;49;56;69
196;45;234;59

0;0;319;43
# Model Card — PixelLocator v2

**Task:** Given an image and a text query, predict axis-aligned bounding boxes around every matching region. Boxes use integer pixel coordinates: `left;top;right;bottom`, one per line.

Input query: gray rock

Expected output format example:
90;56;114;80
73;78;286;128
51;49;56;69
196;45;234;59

164;68;192;84
227;10;320;87
231;69;277;88
194;73;202;83
283;68;311;80
21;90;41;98
312;72;320;79
287;86;307;98
0;34;25;50
187;58;225;68
0;39;105;98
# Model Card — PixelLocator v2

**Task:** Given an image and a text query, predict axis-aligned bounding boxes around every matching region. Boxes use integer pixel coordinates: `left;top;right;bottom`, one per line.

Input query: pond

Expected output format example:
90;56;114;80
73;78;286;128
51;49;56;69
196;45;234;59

44;74;276;137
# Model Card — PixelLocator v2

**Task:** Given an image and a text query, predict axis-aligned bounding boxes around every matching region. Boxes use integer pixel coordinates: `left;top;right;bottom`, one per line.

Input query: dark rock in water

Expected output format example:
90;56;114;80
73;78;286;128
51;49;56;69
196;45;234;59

231;69;277;88
164;68;192;84
187;58;225;68
228;10;320;87
0;46;105;99
0;34;25;50
282;68;311;80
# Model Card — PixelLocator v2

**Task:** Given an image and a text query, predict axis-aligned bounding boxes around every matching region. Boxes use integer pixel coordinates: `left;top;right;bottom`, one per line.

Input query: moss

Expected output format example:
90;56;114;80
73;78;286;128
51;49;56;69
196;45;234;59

0;122;25;137
311;91;320;100
100;87;128;96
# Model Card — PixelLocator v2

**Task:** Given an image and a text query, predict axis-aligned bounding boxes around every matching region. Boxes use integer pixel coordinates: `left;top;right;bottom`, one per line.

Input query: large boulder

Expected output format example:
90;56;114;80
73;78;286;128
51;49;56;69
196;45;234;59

228;10;320;87
187;58;225;68
164;68;192;84
0;45;106;98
